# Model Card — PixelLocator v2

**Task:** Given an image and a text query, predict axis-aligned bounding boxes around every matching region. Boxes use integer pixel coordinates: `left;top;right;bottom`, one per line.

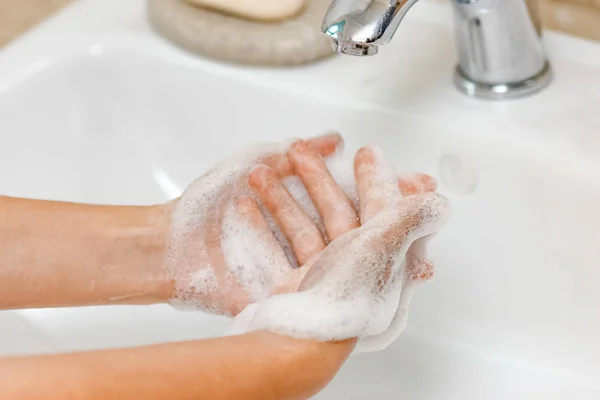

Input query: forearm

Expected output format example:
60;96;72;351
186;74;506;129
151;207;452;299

0;196;172;309
0;330;356;400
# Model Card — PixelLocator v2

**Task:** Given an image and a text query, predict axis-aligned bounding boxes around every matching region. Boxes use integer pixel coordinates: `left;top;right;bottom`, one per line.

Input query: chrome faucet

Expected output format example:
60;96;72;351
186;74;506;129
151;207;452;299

321;0;552;99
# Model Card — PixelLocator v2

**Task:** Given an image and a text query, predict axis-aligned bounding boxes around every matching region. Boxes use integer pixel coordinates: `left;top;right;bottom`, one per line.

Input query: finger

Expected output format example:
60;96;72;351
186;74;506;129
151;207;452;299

407;255;435;281
383;193;450;253
261;132;343;178
354;145;399;223
289;141;359;241
405;234;436;282
235;196;292;271
249;165;326;265
398;173;437;196
304;131;343;156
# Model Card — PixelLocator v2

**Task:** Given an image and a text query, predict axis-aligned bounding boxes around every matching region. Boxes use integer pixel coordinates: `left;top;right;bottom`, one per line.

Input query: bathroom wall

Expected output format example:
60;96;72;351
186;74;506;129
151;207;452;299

542;0;600;41
0;0;599;48
0;0;72;47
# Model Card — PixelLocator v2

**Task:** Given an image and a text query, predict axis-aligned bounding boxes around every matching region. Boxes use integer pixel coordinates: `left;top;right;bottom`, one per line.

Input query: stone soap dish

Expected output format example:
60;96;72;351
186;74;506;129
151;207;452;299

147;0;334;66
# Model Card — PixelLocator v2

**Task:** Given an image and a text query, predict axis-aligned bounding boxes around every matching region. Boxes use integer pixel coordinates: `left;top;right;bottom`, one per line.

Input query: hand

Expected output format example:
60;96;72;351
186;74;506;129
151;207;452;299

227;145;450;352
166;133;354;316
166;132;441;319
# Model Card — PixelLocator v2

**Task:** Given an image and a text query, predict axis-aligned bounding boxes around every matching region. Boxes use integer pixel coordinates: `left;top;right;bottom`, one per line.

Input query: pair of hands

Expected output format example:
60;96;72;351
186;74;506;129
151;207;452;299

166;133;449;347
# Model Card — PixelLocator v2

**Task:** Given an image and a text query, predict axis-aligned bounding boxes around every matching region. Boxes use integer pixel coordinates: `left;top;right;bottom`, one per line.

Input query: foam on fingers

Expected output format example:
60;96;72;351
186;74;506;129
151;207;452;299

261;132;343;178
229;147;451;352
166;135;347;315
354;145;400;222
289;141;359;241
166;134;450;353
166;142;297;314
249;164;326;265
229;203;446;344
398;172;438;196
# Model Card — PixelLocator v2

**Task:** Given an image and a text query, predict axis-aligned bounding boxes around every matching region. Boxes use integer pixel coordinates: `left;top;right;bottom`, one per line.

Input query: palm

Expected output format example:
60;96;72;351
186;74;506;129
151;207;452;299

226;144;449;353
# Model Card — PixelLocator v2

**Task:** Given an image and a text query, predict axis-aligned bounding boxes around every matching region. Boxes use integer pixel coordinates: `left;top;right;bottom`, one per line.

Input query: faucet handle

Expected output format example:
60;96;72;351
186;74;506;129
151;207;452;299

453;0;552;99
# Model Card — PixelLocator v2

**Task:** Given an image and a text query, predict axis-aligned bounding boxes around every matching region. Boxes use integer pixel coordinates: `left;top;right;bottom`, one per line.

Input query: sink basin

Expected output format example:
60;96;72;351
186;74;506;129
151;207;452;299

1;0;600;398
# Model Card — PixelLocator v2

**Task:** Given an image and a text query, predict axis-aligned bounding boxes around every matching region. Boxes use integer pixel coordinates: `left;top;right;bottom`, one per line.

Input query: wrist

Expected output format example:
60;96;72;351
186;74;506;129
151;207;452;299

138;203;175;304
251;331;356;397
103;202;174;305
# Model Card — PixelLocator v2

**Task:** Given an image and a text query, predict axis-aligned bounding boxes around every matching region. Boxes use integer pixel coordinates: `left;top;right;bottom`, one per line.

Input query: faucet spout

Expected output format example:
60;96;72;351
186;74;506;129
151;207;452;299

321;0;552;99
321;0;420;56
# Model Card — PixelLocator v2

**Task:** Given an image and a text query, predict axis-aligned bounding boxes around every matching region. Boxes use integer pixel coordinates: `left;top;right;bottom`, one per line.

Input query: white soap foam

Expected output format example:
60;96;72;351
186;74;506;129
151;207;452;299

281;151;359;241
283;175;325;237
221;197;295;302
224;149;450;352
190;267;218;297
167;142;295;314
325;152;359;207
167;139;450;352
167;139;334;314
221;200;271;300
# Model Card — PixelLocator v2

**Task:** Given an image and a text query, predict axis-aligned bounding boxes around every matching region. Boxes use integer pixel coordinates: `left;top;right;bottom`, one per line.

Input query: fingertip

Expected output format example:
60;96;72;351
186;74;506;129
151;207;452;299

248;164;277;191
324;131;343;150
398;173;438;196
420;174;438;192
326;131;343;142
409;257;435;282
355;145;391;222
288;140;311;167
290;146;326;177
354;145;376;170
290;139;310;153
307;132;344;157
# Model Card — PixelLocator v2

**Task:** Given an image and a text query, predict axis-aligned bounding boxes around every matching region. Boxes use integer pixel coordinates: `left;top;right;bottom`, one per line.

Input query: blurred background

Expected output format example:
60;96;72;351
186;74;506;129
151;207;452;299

0;0;71;47
3;0;600;48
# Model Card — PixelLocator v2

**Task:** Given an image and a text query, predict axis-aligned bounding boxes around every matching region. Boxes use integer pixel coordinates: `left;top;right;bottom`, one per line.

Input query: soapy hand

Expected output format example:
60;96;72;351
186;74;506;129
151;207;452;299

166;133;438;319
227;145;450;352
167;133;348;316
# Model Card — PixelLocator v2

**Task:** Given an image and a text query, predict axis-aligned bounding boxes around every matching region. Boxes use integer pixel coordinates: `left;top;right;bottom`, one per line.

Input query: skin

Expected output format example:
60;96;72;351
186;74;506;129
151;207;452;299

0;136;437;400
169;133;345;316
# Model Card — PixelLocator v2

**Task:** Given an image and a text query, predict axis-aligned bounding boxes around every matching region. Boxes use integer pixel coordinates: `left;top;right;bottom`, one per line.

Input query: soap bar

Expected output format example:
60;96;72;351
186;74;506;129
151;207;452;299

149;0;333;66
186;0;306;21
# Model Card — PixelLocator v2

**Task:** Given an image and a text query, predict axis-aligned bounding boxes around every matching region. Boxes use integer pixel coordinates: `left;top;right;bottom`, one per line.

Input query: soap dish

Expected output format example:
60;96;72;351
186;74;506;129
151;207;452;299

147;0;334;66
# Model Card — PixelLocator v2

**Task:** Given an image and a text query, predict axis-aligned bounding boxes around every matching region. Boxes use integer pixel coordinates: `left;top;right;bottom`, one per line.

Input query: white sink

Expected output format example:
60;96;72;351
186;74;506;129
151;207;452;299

1;0;600;398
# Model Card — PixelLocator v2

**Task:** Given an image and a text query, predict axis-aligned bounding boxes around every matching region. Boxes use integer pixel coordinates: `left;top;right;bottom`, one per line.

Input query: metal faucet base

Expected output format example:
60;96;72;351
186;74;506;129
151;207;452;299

454;62;552;100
